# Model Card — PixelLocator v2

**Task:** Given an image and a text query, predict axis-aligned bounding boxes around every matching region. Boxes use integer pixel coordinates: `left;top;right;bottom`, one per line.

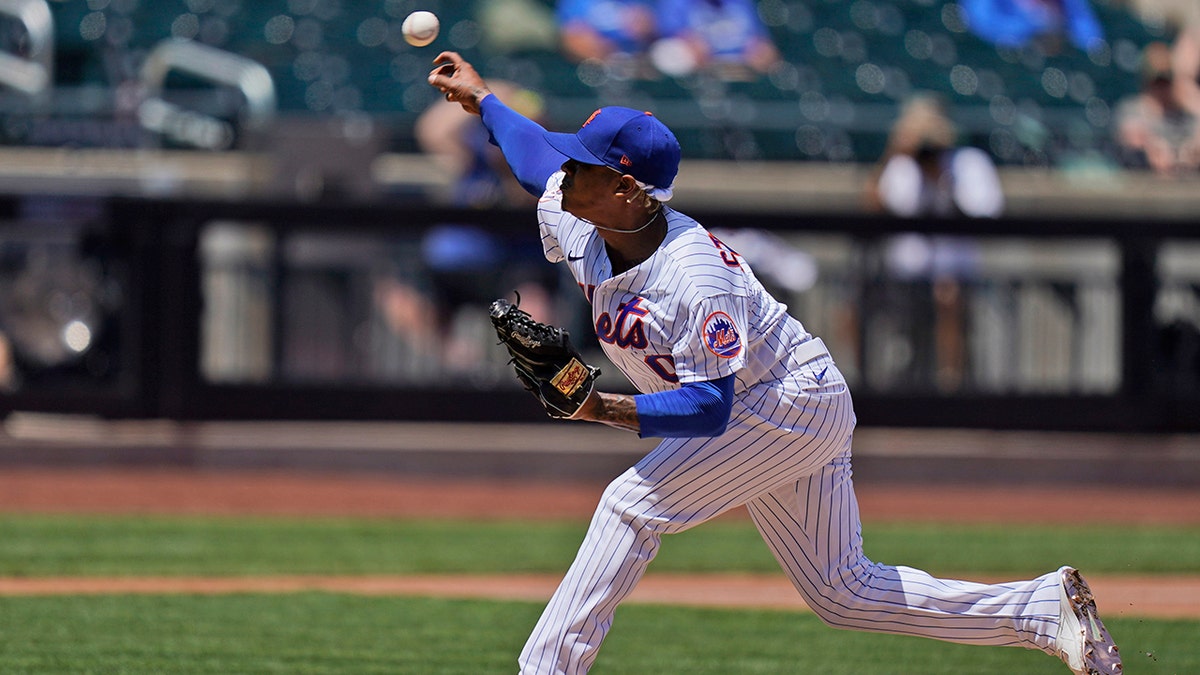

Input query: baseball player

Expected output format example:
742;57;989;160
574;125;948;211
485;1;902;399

427;51;1122;675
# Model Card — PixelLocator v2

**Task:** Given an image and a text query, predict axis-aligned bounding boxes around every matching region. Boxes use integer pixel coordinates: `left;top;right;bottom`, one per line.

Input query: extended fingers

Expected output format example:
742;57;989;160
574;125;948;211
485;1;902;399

425;52;486;112
427;53;458;87
431;51;461;66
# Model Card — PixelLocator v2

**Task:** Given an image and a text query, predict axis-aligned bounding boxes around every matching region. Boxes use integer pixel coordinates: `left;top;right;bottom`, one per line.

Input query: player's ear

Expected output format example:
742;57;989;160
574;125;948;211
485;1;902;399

613;174;639;200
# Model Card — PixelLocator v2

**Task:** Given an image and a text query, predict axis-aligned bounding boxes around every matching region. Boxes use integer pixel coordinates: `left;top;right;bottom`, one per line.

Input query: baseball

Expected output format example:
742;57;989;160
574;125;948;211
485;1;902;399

402;11;439;47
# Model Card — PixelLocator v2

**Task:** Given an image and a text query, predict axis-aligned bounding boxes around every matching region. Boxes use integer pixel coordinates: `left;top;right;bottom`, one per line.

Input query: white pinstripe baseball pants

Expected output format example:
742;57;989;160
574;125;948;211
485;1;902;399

518;358;1066;674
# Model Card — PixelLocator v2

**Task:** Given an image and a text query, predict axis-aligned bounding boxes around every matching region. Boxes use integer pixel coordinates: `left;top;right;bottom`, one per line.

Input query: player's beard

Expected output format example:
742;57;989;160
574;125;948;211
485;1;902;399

559;180;590;222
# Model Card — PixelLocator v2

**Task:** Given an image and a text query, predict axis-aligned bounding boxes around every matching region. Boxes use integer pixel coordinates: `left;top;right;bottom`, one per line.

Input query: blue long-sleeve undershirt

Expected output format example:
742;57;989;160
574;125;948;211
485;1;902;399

479;94;566;197
635;374;735;438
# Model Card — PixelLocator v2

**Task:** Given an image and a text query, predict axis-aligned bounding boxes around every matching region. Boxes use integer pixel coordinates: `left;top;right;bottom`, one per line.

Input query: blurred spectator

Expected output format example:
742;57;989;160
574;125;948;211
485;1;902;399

960;0;1106;54
1126;0;1200;31
866;94;1005;220
476;0;559;55
1170;21;1200;118
864;94;1002;392
555;0;658;64
415;81;545;209
649;0;782;79
1114;41;1200;176
377;83;557;373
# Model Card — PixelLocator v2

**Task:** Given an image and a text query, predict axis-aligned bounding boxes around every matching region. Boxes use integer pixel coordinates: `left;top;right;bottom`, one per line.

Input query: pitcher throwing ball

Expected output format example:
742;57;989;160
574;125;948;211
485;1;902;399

427;51;1122;675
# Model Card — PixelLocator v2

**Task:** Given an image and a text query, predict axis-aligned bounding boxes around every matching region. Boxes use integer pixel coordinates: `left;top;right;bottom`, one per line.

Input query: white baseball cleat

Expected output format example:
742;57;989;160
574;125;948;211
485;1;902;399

1055;566;1122;675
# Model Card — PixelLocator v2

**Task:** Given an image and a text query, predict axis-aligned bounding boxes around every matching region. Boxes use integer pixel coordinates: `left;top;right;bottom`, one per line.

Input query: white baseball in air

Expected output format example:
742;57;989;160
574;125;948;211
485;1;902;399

402;11;439;47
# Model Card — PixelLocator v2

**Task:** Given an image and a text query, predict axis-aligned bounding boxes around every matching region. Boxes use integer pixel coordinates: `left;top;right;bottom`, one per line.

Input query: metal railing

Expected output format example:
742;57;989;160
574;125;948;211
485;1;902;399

0;0;53;99
138;38;277;150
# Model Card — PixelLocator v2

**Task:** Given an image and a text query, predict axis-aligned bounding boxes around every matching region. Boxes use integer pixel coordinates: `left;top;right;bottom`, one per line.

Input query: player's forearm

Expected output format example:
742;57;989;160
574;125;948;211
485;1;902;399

574;375;735;438
574;391;641;433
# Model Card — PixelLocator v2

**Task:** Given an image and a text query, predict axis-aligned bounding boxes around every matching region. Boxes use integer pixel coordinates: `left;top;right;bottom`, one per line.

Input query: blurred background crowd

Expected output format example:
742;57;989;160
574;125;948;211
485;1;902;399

0;0;1198;429
1;0;1195;170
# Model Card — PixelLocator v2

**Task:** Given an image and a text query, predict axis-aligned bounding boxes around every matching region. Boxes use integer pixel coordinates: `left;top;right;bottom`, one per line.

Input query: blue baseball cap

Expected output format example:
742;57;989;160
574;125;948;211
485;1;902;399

544;106;681;192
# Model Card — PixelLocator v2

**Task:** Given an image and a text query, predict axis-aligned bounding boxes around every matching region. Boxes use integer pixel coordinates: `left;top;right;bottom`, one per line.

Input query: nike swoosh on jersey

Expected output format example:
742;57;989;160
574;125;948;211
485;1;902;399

568;254;585;261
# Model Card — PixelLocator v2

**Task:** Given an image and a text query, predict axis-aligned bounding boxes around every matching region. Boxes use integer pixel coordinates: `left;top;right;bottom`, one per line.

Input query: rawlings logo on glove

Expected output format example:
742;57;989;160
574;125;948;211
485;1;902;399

551;358;591;396
489;296;599;419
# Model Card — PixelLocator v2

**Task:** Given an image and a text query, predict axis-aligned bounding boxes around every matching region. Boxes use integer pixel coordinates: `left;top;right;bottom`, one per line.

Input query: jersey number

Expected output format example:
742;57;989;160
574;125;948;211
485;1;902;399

644;354;679;383
708;233;743;268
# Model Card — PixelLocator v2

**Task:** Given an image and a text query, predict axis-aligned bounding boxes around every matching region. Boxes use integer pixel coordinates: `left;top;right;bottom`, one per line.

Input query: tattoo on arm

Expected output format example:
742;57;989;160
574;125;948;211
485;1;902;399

581;392;640;433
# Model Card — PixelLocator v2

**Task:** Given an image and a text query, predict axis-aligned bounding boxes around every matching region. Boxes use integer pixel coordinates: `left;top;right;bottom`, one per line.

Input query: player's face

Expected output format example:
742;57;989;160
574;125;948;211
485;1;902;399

560;159;621;224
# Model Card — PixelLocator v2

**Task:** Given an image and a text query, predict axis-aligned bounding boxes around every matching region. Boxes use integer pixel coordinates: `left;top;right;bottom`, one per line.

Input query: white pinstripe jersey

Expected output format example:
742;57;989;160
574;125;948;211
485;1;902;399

537;171;818;397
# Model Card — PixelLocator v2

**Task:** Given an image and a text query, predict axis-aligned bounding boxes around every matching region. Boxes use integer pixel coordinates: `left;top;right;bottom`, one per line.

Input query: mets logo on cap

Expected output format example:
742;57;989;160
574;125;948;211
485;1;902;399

703;311;742;358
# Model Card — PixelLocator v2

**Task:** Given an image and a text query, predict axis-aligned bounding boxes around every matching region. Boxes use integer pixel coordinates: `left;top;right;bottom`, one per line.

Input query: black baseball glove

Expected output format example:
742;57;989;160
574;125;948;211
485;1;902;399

489;296;600;419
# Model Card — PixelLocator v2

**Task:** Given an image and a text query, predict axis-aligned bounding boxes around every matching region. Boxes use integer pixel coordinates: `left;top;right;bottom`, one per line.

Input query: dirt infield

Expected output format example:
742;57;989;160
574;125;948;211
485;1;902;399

1;467;1199;524
0;573;1196;619
0;467;1197;618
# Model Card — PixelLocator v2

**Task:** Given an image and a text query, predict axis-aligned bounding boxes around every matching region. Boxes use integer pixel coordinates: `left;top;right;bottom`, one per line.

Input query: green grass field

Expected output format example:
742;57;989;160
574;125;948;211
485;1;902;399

0;514;1196;674
2;515;1198;576
0;594;1194;674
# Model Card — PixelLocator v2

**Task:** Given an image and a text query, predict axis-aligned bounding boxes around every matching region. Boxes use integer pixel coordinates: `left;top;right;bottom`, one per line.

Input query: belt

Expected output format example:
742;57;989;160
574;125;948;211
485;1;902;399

794;337;829;365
